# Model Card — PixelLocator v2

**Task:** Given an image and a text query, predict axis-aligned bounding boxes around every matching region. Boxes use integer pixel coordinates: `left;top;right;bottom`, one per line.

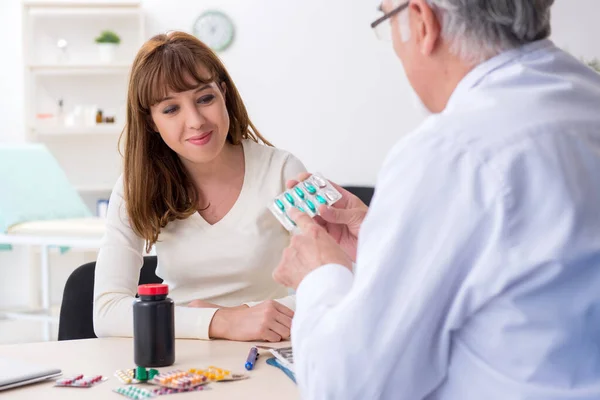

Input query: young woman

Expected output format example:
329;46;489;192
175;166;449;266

93;31;305;342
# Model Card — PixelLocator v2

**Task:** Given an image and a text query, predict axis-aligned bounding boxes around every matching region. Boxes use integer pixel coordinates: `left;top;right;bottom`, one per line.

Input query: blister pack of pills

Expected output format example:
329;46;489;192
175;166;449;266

113;384;210;399
114;386;156;399
115;369;138;384
54;374;107;388
188;366;248;382
269;173;342;231
115;367;159;384
150;370;208;389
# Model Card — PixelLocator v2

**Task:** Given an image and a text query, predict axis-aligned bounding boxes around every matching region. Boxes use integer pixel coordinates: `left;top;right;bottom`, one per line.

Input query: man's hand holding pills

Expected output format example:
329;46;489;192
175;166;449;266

286;173;368;261
273;208;353;290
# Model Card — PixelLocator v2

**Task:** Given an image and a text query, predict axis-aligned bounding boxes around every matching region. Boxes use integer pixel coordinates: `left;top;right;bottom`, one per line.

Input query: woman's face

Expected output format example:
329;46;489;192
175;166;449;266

150;70;230;167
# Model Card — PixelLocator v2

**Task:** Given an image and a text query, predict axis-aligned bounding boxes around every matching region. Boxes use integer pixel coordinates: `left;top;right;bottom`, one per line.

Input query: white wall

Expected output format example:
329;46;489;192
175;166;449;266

142;0;422;186
0;0;599;316
551;0;600;61
2;0;599;183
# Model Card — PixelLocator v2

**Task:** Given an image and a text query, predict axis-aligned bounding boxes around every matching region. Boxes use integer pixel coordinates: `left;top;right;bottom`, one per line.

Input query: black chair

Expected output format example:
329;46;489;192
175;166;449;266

343;186;375;206
58;256;162;341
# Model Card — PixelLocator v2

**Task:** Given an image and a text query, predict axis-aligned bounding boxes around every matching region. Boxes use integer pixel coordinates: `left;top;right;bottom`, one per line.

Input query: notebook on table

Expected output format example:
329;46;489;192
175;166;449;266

0;357;62;391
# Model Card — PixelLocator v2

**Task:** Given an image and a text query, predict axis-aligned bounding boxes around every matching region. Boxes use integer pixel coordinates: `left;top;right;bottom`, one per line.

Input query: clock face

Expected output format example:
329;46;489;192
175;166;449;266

193;11;235;52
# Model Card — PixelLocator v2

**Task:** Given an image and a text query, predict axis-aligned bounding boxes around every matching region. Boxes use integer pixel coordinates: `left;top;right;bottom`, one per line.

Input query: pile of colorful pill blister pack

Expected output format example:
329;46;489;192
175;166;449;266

112;366;248;399
269;173;342;231
52;366;248;398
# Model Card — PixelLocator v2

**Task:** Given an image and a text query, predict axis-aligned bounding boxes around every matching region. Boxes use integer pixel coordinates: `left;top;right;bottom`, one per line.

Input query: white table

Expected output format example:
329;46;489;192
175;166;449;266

0;338;298;399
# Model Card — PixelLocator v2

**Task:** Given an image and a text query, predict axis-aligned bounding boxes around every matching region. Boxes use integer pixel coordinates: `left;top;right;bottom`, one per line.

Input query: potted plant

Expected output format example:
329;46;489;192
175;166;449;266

95;30;121;63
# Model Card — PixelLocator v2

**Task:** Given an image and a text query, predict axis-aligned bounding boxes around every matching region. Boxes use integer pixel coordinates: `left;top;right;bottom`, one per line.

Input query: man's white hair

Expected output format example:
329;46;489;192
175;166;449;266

425;0;555;64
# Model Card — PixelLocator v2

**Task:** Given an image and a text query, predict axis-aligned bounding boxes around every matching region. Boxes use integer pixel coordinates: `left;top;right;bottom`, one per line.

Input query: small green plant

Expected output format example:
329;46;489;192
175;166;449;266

95;30;121;45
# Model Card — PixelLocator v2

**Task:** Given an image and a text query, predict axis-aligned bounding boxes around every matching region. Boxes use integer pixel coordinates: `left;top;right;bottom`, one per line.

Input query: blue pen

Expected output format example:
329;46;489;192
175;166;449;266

245;346;259;371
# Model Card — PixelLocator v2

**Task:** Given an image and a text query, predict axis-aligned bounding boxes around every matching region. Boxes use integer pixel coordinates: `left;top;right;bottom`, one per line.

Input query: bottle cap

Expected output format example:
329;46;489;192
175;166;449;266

138;283;168;296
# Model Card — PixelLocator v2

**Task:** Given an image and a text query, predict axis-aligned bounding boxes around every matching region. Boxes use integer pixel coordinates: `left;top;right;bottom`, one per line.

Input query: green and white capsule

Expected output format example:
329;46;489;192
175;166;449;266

315;194;327;205
303;181;317;194
305;199;317;213
284;192;295;206
274;198;285;211
294;186;306;199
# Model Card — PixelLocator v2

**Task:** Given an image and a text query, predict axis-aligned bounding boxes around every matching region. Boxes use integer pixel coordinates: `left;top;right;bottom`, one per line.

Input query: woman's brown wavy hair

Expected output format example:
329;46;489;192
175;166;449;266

120;31;271;252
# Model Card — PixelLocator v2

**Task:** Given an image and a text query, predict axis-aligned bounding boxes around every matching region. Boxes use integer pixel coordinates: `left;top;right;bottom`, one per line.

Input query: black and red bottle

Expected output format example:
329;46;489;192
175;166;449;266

133;283;175;367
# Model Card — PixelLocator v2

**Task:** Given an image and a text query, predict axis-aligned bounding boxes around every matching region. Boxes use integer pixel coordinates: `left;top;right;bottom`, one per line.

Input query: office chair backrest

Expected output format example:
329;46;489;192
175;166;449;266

343;186;375;206
58;256;161;341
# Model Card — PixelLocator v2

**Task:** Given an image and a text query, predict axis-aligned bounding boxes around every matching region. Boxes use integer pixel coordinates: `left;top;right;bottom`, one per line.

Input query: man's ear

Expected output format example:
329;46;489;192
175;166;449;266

411;0;441;56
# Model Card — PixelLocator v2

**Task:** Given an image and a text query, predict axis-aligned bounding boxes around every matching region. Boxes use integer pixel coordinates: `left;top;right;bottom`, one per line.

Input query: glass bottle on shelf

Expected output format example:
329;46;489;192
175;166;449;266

57;99;64;126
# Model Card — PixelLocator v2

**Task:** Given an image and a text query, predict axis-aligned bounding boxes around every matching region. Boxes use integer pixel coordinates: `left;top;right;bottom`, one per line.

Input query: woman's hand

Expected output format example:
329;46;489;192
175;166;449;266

208;300;294;342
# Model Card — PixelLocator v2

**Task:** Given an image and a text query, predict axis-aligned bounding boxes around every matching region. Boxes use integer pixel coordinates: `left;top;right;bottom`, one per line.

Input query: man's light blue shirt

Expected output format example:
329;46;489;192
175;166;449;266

292;40;600;399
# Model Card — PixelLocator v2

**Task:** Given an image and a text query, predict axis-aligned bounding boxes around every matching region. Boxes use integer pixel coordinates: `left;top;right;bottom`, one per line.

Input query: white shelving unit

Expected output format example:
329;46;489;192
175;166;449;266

22;0;144;213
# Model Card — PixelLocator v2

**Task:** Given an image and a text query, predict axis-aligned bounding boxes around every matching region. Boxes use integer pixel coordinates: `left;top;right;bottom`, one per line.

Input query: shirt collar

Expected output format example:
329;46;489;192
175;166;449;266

445;39;555;111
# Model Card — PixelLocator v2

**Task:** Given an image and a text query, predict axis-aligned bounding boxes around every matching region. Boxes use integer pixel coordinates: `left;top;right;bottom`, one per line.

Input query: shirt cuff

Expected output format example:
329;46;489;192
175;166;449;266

175;306;219;340
296;264;354;315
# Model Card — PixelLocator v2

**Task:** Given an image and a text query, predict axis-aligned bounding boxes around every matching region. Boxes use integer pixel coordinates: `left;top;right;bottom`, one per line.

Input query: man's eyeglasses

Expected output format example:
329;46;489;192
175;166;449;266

370;1;409;41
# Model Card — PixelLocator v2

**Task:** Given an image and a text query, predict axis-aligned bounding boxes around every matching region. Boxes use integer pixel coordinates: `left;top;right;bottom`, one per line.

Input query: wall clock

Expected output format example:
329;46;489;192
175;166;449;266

193;11;235;52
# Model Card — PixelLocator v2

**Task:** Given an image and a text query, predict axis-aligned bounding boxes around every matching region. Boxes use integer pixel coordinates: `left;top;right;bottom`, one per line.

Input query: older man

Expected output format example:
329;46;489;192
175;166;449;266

273;0;600;399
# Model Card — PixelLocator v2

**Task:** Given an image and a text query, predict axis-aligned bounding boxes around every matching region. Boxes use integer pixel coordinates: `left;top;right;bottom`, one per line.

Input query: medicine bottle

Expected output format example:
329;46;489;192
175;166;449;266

133;284;175;367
